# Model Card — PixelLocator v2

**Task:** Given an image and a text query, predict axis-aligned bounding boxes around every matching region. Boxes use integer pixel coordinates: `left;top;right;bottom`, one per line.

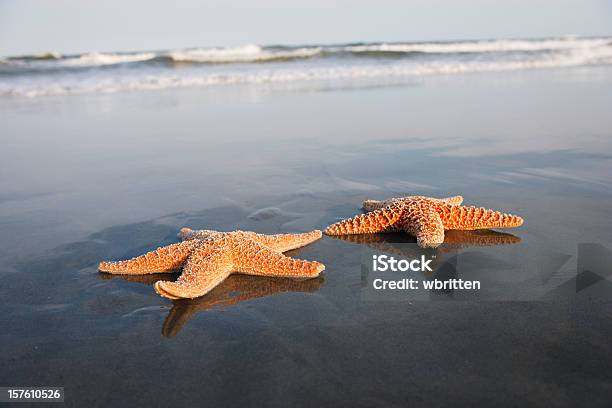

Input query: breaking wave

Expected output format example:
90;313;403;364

341;37;611;54
2;36;611;96
165;44;322;63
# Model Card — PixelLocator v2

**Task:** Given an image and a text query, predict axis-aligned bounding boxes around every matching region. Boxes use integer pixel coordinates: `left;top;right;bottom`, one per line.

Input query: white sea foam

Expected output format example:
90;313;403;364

342;37;611;54
2;51;157;68
167;45;322;63
59;52;157;66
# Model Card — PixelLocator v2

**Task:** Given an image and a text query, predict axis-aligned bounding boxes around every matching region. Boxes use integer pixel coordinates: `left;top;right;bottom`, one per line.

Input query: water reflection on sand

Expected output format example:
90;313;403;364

101;273;325;337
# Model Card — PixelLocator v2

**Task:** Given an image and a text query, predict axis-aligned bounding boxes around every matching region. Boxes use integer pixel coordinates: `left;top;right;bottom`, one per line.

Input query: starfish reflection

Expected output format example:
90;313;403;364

101;272;324;337
330;229;521;276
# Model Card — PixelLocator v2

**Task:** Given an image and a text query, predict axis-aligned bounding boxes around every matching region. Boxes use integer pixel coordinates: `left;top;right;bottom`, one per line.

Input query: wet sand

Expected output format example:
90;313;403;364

1;67;612;407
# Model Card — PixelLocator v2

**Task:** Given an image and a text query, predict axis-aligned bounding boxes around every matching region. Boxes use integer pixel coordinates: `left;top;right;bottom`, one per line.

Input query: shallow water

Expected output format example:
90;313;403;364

1;67;612;406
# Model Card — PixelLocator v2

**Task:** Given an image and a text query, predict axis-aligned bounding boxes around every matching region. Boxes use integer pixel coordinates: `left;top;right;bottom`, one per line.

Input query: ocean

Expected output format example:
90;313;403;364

1;36;612;97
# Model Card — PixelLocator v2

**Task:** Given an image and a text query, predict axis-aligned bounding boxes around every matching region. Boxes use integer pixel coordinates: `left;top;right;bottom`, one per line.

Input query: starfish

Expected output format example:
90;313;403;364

98;228;325;299
325;195;523;248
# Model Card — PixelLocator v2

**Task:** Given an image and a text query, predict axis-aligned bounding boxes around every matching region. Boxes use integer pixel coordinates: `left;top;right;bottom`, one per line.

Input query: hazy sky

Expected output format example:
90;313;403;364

1;0;611;56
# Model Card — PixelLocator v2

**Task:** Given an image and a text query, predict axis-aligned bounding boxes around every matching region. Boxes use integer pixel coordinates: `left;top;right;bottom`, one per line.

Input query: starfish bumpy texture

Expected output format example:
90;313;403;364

99;228;324;299
325;195;523;248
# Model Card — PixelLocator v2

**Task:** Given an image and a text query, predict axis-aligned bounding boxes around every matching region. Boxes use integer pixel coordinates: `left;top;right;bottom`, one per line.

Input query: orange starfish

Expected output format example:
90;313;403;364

325;195;523;248
99;228;324;299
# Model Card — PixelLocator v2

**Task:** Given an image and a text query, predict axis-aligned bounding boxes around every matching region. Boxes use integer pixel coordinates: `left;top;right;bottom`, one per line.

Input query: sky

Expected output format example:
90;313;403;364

1;0;611;57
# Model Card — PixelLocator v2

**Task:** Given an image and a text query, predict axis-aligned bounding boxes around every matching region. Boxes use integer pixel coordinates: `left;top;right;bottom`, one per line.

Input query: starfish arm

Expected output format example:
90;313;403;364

154;246;234;299
180;228;322;251
362;199;394;212
98;240;199;274
246;230;323;252
441;195;463;206
362;197;419;212
178;227;224;242
363;195;463;212
325;204;405;235
438;205;524;230
232;239;325;278
404;207;445;248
